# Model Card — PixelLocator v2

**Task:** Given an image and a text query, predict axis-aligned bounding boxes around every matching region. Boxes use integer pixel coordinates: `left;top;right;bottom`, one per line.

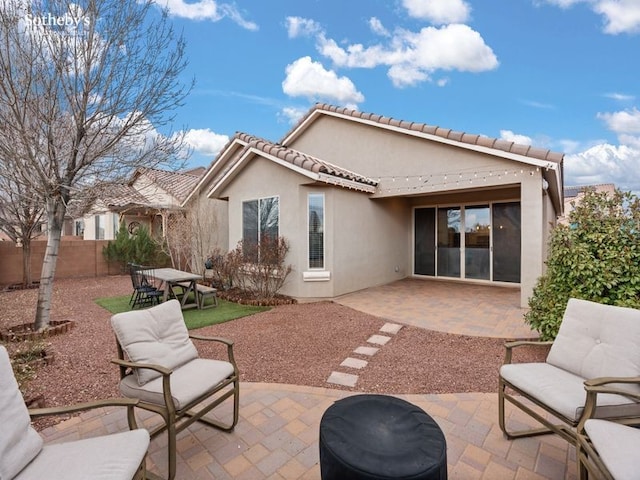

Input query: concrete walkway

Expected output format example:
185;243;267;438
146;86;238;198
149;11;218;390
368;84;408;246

335;278;537;339
36;280;578;479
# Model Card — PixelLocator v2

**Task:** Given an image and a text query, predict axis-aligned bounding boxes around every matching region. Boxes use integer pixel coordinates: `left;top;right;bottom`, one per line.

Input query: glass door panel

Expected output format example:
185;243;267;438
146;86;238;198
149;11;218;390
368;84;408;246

414;208;435;276
464;206;490;280
493;202;521;283
437;207;461;277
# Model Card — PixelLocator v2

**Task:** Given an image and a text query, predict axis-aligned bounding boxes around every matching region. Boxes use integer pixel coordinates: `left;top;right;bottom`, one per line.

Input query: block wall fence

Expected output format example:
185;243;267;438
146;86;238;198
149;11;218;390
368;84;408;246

0;238;121;286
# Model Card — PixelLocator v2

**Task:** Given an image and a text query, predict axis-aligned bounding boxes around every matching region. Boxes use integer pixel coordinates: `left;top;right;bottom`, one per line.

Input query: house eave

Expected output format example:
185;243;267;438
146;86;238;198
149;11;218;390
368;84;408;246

283;107;564;213
206;147;376;199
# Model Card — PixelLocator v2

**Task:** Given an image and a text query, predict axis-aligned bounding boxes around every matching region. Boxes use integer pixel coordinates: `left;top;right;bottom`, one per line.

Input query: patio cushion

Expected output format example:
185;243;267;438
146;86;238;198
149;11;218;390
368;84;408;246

584;419;640;480
500;362;640;422
546;298;640;395
14;429;149;480
111;300;198;386
0;346;43;480
119;358;235;410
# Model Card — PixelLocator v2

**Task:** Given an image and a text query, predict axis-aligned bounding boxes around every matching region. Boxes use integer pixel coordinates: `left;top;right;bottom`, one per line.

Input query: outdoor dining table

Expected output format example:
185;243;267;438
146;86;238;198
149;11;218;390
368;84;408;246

143;267;203;310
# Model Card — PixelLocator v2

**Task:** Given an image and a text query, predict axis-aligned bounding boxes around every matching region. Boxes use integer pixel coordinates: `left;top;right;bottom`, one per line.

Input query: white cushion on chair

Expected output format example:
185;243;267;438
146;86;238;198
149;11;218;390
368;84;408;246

584;419;640;480
14;429;149;480
119;358;235;410
111;300;198;386
0;346;43;480
500;362;640;422
546;299;640;396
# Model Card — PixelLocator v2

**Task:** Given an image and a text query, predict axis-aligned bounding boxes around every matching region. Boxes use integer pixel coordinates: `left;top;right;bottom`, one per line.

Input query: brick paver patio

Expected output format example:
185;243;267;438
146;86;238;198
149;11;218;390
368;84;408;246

36;280;579;479
335;278;537;339
39;383;577;479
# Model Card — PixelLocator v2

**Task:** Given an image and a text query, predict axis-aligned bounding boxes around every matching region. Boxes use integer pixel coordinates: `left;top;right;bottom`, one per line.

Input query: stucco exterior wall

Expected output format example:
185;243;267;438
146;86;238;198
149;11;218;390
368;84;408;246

287;114;556;307
220;157;308;297
330;192;409;296
217;156;411;299
83;210;120;240
133;175;180;207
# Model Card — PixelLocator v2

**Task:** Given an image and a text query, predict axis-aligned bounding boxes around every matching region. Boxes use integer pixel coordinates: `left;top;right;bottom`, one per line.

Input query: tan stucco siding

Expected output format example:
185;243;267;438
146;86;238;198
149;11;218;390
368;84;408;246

288;115;543;198
330;192;409;297
220;156;315;298
133;175;180;207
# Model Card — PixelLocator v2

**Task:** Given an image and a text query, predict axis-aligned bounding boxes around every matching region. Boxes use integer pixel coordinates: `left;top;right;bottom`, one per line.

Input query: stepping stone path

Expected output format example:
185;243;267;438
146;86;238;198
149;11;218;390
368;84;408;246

327;322;403;388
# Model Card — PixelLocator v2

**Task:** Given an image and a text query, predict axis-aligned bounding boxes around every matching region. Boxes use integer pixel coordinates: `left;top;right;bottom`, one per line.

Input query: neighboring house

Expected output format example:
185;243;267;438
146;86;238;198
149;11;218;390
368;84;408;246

185;104;564;307
560;183;616;224
78;167;204;240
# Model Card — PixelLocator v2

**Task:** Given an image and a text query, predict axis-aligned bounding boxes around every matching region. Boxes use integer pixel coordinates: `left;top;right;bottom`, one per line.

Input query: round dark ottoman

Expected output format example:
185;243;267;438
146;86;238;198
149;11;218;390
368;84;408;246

319;394;447;480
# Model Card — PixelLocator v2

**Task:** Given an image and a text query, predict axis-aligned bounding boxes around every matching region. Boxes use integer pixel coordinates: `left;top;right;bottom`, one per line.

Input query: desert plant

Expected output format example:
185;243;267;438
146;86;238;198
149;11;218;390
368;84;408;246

525;188;640;339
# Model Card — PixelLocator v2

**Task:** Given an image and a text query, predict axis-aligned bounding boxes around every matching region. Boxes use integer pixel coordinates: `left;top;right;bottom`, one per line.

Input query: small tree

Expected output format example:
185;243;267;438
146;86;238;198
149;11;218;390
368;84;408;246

525;188;640;339
103;222;167;269
0;0;190;330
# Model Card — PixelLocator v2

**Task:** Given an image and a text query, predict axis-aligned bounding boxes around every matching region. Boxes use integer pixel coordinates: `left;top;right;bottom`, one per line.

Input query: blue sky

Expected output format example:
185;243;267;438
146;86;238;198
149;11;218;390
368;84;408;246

159;0;640;192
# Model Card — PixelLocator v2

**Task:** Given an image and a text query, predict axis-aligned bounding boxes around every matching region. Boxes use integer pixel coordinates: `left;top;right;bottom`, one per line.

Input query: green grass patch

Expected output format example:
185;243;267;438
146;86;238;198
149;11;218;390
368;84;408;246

95;294;269;330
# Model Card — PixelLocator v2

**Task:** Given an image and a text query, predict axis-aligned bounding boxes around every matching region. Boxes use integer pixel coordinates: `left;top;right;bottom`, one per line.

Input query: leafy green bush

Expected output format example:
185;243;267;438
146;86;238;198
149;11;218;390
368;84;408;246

525;188;640;339
103;222;168;270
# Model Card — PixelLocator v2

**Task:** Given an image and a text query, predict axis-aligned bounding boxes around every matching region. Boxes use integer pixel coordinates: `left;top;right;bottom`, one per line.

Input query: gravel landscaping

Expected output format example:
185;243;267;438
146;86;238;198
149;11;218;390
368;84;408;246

0;275;547;429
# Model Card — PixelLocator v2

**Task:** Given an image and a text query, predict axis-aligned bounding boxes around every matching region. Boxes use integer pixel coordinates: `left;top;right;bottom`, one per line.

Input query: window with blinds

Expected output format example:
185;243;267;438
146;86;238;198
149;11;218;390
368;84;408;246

308;193;324;269
242;196;279;262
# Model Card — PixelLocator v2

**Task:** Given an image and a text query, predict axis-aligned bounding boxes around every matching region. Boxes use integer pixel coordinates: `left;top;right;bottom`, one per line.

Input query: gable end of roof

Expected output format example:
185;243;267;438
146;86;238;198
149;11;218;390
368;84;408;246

283;103;564;165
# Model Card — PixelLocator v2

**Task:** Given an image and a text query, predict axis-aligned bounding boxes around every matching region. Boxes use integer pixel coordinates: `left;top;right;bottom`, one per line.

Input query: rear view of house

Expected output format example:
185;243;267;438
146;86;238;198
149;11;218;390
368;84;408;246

187;104;564;307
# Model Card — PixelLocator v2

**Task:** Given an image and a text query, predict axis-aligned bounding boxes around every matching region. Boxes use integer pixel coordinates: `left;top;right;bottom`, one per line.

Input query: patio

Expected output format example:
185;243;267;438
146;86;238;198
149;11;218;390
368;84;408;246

335;278;537;339
33;278;578;479
40;383;576;479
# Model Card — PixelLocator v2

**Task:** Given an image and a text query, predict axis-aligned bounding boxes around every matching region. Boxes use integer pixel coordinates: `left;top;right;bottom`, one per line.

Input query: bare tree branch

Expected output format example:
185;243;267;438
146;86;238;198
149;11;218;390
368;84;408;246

0;0;192;328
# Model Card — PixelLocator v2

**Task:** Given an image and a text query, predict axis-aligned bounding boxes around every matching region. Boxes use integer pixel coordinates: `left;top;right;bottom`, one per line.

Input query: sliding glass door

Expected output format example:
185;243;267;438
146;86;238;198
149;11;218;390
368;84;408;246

414;208;436;275
492;202;521;283
414;202;521;283
437;207;461;278
464;205;490;280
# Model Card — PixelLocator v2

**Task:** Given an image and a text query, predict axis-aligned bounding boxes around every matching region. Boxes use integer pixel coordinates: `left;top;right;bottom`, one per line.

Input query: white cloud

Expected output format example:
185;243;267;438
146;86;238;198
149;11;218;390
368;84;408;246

604;92;636;101
369;17;390;37
565;143;640;191
500;130;533;145
598;107;640;133
595;0;640;34
540;0;640;34
282;56;365;105
285;16;322;38
278;106;308;124
538;0;586;7
317;24;498;88
402;0;471;24
159;0;257;29
598;107;640;149
183;128;229;156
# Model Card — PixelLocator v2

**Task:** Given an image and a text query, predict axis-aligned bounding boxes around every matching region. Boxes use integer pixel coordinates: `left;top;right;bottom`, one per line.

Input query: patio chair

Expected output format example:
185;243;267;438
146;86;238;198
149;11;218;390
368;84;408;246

110;299;239;480
128;263;163;308
576;382;640;480
0;345;149;480
499;298;640;448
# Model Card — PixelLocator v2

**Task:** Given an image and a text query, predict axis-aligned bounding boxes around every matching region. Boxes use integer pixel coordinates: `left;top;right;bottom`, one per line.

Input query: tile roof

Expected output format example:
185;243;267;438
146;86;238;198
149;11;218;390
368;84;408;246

133;167;204;203
236;132;378;188
73;168;205;216
285;103;564;164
